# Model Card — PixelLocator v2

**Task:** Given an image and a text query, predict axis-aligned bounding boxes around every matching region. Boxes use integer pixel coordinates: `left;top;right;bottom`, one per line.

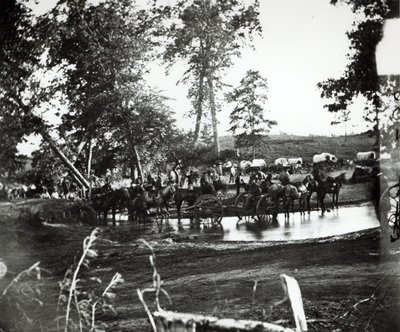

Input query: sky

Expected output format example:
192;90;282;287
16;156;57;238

18;0;398;155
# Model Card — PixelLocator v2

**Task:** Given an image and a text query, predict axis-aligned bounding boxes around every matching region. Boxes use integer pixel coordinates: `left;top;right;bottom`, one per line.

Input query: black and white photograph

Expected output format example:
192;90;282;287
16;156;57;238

0;0;400;331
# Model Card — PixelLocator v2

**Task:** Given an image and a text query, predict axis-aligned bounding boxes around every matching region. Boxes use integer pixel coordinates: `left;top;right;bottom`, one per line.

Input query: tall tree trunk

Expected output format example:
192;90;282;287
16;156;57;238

193;71;205;143
130;162;137;182
71;136;88;165
133;146;143;181
124;122;143;182
69;170;85;189
41;132;90;189
207;77;220;157
87;139;93;197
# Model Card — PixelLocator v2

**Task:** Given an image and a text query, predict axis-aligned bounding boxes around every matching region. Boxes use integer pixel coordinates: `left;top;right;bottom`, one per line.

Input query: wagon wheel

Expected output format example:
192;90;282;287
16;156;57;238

234;192;247;208
193;194;223;224
234;192;253;223
379;183;400;241
256;195;275;223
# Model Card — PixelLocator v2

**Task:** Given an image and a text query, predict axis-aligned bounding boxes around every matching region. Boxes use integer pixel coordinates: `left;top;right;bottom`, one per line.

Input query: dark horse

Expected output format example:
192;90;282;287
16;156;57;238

311;169;346;214
302;174;319;214
140;183;176;219
128;195;149;224
91;186;130;224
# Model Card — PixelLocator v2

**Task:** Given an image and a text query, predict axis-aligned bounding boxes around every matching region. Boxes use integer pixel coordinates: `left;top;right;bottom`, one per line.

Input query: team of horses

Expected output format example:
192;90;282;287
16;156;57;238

90;168;347;224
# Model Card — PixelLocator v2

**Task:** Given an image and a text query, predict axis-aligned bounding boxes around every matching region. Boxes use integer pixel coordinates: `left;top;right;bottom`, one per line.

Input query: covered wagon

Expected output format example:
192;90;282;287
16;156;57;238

313;152;337;164
356;151;376;161
250;159;266;169
274;158;289;166
287;158;303;166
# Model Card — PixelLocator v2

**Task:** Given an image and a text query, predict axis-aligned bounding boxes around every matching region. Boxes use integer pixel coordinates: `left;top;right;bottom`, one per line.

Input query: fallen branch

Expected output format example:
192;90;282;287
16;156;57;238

338;294;376;320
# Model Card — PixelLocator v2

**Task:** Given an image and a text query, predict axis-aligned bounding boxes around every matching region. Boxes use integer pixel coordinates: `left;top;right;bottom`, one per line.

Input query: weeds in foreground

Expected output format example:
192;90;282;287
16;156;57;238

57;227;124;332
137;239;172;332
0;261;43;331
0;228;124;332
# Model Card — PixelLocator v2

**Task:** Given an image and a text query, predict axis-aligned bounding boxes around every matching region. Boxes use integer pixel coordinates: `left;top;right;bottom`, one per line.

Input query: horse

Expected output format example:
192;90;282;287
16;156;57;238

284;182;308;217
262;176;286;220
302;175;319;214
311;169;346;214
261;173;307;219
108;188;130;220
91;187;111;223
152;184;176;219
128;195;149;225
91;187;130;224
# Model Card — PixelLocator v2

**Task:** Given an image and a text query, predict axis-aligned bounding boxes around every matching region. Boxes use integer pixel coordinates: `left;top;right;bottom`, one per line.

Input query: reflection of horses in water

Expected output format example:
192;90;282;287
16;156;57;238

311;169;346;214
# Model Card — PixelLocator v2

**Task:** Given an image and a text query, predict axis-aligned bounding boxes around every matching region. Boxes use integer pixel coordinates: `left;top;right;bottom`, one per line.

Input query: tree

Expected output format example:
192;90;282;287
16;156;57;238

317;0;388;157
37;0;164;180
158;0;262;156
106;88;177;180
0;0;42;175
227;70;277;159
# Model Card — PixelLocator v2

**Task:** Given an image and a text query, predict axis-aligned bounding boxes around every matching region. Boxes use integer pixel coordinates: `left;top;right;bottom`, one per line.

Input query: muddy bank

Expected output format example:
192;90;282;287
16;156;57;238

0;200;399;331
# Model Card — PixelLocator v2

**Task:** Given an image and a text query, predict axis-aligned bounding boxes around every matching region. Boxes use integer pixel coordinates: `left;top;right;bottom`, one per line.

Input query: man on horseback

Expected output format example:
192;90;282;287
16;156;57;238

246;177;261;210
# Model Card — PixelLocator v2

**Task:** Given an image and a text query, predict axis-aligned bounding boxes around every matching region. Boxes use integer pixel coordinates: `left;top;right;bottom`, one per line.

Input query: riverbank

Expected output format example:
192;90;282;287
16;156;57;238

0;197;399;331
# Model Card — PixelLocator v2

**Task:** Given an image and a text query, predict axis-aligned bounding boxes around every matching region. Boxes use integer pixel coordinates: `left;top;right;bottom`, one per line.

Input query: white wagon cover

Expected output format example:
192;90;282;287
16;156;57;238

313;153;337;163
250;159;266;168
356;151;376;161
274;158;288;166
287;158;303;165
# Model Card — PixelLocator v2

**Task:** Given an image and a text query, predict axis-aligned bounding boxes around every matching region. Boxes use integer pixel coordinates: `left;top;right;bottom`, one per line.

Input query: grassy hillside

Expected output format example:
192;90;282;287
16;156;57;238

219;133;376;164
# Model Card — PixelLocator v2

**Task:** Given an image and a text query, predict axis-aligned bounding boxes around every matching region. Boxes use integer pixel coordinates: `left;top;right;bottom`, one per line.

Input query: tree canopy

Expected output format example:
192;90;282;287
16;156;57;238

317;0;388;155
227;70;277;158
158;0;262;154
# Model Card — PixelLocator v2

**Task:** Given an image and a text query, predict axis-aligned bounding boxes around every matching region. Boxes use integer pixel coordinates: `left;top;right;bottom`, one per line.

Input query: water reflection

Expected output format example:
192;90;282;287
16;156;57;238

105;205;379;242
160;205;379;242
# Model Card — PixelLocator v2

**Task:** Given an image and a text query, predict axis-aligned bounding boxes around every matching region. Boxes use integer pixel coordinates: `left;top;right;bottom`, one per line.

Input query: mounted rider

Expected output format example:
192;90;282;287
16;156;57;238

246;177;261;210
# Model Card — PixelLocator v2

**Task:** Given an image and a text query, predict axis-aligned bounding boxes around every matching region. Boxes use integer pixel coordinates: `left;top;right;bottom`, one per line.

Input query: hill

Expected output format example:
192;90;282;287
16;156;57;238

219;133;376;163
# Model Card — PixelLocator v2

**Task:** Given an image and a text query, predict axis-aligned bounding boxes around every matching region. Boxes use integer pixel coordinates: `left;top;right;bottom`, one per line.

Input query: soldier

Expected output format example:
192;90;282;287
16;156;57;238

235;172;242;196
246;177;261;209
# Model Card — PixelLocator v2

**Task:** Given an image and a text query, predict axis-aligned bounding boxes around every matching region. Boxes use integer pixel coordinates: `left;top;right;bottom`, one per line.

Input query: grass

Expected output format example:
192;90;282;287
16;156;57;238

0;228;124;332
219;132;375;163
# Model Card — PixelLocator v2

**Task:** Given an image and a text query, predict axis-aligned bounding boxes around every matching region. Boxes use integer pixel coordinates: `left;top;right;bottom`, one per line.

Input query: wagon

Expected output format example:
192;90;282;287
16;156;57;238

380;181;400;242
180;194;224;224
234;192;276;223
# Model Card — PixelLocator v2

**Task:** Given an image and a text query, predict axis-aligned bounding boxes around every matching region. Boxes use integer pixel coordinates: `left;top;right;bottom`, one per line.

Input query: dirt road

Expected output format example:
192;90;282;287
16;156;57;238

0;200;400;331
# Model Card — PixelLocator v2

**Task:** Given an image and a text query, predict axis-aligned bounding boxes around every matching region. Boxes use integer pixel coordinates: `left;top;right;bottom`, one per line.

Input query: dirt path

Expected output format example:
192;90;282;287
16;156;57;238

0;200;400;331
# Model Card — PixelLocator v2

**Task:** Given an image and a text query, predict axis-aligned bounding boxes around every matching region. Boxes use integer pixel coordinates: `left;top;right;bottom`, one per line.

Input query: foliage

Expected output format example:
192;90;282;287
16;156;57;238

23;142;68;188
157;0;262;146
137;239;171;332
227;70;277;157
378;77;400;156
0;261;44;331
0;0;43;175
317;0;388;153
23;0;181;179
57;228;124;331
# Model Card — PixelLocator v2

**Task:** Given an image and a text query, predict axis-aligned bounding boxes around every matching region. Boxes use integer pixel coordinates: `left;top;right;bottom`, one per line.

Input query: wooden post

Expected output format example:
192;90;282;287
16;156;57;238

273;274;308;332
